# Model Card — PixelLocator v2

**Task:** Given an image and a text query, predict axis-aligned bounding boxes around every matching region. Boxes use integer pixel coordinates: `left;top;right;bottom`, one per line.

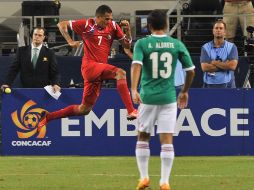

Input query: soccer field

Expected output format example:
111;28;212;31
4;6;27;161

0;156;253;190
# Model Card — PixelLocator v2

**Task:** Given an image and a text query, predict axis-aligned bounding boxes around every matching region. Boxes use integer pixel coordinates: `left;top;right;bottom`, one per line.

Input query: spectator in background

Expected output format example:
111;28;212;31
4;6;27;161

174;59;186;89
1;27;61;92
200;19;238;88
223;0;254;42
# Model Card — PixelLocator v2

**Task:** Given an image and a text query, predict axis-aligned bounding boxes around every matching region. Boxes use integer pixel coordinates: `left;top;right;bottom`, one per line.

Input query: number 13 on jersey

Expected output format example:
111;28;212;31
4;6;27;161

150;52;173;79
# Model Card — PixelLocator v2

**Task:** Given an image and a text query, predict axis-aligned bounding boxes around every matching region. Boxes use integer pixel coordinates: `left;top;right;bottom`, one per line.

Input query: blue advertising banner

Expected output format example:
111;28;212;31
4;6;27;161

1;88;254;156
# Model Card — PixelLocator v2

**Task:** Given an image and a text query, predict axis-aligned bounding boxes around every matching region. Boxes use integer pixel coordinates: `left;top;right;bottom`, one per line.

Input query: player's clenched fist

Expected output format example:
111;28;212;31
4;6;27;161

120;20;130;31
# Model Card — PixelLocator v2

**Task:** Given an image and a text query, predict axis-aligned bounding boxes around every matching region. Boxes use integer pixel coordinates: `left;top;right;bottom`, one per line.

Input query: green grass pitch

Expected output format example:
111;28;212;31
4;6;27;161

0;156;253;190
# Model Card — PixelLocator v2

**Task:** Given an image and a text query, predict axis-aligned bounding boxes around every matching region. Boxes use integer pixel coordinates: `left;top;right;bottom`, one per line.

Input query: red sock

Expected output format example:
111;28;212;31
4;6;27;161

117;79;135;113
47;105;83;122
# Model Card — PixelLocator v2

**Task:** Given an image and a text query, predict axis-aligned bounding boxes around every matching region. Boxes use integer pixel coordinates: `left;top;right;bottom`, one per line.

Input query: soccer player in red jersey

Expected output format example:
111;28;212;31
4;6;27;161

38;5;138;130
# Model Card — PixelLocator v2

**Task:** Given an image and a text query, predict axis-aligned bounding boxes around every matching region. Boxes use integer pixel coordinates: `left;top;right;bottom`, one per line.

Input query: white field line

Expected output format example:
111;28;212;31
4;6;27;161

91;174;254;178
0;173;253;178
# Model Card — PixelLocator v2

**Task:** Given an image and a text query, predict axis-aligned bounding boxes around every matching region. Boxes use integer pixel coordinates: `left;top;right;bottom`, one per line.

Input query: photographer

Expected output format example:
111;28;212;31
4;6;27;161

243;26;254;87
200;20;238;88
245;26;254;51
223;0;254;42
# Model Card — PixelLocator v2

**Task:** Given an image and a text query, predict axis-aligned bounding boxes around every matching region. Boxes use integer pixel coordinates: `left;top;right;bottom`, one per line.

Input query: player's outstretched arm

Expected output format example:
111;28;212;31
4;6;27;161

57;21;80;48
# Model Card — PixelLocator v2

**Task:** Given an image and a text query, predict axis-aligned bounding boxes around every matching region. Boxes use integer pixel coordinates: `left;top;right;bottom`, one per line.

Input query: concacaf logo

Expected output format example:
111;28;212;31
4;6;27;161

11;100;47;139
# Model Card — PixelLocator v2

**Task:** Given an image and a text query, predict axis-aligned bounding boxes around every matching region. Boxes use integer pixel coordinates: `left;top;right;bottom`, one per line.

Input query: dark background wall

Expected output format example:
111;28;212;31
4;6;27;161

0;55;251;88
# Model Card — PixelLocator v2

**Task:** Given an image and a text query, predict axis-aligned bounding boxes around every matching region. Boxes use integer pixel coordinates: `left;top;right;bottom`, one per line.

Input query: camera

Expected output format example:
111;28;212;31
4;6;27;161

246;26;254;34
244;26;254;53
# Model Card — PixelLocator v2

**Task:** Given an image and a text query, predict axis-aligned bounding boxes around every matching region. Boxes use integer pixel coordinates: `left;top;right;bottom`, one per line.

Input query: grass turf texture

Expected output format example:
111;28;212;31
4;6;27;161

0;156;253;190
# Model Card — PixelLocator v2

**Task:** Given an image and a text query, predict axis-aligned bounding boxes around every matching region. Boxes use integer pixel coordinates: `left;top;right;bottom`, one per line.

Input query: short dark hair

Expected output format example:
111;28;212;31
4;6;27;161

147;10;167;31
95;5;112;16
213;19;227;30
33;27;46;36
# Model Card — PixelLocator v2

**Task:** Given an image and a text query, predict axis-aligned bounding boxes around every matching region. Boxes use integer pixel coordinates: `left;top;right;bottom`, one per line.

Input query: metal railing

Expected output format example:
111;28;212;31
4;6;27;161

167;0;183;39
1;13;254;56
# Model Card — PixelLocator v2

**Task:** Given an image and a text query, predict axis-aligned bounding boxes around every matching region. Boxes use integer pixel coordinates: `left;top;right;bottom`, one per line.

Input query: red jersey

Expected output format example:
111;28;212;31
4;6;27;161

70;18;125;63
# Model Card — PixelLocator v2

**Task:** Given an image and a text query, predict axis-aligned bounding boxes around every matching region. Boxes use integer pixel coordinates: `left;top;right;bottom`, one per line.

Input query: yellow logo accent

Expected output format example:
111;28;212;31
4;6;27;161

11;100;47;139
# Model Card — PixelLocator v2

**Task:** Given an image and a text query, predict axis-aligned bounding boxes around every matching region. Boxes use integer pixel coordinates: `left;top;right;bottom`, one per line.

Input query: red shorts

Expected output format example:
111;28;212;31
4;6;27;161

81;59;118;106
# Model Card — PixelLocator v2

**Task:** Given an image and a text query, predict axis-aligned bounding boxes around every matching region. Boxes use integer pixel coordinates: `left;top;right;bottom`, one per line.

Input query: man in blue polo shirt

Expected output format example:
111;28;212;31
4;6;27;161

200;19;238;88
174;59;186;89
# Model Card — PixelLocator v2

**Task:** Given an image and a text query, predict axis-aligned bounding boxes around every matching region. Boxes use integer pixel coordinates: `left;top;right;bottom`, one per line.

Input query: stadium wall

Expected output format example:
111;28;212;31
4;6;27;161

0;55;250;88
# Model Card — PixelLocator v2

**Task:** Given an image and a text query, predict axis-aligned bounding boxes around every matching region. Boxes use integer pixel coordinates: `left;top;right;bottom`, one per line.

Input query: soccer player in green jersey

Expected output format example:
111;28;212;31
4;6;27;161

131;10;195;190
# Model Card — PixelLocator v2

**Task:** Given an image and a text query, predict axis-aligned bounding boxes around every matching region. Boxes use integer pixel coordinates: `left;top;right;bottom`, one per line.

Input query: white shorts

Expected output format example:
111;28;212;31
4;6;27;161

137;102;177;134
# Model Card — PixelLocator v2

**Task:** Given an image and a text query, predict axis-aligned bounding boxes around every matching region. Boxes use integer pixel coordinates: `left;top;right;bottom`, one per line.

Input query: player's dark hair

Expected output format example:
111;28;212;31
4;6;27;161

147;10;167;31
95;5;112;16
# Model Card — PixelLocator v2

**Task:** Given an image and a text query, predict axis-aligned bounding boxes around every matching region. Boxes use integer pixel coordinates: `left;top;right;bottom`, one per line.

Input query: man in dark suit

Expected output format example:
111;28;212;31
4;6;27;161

1;27;61;92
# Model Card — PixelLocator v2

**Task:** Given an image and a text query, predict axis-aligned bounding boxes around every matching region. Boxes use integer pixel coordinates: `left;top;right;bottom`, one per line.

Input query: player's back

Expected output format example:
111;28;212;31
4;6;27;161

134;35;190;105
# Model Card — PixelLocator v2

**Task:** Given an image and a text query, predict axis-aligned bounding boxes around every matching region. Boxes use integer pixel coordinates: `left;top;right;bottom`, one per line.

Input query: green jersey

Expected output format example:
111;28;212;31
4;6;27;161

132;34;195;105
